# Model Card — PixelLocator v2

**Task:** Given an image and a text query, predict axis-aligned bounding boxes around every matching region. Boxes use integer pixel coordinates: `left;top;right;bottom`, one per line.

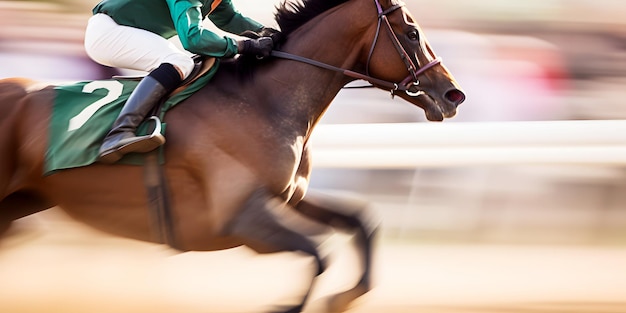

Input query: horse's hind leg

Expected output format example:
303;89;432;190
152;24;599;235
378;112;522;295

0;79;47;236
293;189;379;313
225;188;326;313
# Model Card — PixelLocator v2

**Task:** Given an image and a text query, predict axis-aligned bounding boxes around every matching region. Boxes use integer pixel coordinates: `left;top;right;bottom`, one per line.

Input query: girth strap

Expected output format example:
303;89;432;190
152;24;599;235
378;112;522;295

143;148;177;248
143;98;177;248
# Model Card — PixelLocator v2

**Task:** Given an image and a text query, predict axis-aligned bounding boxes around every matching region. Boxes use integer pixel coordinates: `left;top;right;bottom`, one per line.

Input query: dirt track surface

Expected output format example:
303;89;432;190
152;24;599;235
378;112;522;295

1;211;626;313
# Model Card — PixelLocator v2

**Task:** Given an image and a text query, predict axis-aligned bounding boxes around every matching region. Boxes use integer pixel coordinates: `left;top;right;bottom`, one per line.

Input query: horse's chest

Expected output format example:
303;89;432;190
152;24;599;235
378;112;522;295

249;136;308;192
260;144;304;184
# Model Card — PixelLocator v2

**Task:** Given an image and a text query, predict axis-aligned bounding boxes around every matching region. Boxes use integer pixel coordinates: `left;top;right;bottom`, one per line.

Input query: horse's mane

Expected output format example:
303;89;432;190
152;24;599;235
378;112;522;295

227;0;352;80
275;0;351;36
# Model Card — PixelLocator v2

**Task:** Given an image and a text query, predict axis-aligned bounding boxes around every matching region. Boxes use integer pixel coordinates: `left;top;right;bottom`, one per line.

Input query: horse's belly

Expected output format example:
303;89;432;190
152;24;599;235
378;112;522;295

42;165;154;242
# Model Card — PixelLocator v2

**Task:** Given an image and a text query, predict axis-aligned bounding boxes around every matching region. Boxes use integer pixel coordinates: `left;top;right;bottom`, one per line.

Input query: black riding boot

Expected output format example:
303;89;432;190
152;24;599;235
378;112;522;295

97;75;169;163
99;62;185;163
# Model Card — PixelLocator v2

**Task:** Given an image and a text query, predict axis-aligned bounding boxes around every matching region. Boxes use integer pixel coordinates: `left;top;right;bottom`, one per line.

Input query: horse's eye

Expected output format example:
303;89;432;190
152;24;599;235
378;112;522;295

407;30;419;41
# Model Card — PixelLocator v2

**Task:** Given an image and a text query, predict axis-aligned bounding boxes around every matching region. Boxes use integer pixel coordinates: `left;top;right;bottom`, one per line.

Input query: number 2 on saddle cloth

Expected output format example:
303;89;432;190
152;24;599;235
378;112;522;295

46;57;217;174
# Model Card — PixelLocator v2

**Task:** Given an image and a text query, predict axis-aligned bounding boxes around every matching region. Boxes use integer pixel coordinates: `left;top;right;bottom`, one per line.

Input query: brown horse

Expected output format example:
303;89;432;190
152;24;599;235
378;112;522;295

0;0;464;312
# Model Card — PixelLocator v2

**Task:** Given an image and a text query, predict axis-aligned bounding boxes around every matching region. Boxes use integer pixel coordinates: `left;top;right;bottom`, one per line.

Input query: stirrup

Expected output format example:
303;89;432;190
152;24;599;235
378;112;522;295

98;117;165;164
147;116;162;137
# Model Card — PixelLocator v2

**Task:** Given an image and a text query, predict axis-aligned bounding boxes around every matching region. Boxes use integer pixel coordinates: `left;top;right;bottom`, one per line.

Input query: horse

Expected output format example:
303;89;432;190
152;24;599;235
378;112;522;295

0;0;465;311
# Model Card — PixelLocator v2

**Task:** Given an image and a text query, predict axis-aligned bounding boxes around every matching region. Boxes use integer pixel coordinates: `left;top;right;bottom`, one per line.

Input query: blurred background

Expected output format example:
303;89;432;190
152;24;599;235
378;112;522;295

314;0;626;245
1;0;626;312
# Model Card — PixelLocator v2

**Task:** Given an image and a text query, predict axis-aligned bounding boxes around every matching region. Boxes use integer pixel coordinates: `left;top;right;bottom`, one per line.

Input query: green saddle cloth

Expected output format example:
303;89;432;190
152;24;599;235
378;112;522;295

45;62;219;175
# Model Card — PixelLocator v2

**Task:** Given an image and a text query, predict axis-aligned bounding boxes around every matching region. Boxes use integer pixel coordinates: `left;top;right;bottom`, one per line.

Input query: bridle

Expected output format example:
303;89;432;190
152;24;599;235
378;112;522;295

270;0;442;98
368;0;442;96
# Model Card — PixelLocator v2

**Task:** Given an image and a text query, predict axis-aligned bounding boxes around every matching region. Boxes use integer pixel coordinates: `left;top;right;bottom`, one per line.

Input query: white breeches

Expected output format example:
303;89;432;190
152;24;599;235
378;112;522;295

84;13;195;79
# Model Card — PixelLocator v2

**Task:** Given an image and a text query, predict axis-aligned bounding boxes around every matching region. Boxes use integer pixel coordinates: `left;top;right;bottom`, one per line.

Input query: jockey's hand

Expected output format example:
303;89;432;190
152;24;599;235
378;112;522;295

238;37;273;59
239;27;284;46
259;27;284;44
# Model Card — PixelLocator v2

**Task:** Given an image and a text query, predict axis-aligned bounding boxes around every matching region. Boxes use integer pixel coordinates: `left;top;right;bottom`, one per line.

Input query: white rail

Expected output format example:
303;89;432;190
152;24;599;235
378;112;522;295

309;120;626;168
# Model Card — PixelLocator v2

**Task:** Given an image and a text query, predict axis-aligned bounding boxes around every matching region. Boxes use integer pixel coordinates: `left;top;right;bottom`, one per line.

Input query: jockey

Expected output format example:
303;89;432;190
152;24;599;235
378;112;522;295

84;0;276;164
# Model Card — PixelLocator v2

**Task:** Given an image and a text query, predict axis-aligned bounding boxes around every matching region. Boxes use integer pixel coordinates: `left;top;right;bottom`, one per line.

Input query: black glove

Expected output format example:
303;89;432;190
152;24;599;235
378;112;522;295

258;27;280;36
239;27;280;39
240;27;284;45
237;37;274;58
258;27;284;43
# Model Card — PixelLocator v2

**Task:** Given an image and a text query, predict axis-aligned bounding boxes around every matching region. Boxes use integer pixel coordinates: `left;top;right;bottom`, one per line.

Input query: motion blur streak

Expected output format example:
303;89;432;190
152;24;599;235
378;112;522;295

1;0;626;312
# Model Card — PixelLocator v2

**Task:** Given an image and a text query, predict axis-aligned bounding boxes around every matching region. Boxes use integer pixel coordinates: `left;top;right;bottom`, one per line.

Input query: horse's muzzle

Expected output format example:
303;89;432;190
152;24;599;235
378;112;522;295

445;88;466;108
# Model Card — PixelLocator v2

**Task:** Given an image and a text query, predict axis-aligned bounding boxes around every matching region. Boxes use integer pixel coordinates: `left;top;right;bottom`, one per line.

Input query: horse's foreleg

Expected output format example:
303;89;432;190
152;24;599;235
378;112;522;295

225;187;326;313
293;189;379;313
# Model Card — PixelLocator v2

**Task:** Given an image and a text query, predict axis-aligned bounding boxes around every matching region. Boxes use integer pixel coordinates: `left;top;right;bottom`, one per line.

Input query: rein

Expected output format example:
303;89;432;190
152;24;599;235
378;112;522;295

270;0;441;98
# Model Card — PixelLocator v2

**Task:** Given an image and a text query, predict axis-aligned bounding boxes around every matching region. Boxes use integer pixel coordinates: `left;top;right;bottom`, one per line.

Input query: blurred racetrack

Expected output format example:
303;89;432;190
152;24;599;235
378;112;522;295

2;0;626;312
2;209;626;313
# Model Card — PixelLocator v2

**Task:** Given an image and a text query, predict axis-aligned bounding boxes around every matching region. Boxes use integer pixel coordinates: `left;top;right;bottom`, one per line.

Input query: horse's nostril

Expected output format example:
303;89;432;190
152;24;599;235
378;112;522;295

445;89;466;107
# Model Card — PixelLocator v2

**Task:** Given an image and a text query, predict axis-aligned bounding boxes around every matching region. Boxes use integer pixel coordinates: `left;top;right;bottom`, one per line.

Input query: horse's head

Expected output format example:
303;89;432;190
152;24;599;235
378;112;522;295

358;0;465;121
273;0;465;122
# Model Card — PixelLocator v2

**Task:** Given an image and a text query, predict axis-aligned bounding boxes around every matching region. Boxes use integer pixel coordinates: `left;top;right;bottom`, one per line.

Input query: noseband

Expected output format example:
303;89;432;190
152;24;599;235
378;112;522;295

270;0;441;97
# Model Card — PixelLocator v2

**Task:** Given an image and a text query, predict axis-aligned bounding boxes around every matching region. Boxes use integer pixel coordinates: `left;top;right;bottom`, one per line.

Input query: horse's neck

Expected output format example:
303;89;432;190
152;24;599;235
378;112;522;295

202;2;372;140
265;8;370;135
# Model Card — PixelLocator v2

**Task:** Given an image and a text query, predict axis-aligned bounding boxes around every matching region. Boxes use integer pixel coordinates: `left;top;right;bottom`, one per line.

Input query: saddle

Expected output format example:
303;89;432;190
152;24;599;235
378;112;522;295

112;55;217;96
47;55;219;174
